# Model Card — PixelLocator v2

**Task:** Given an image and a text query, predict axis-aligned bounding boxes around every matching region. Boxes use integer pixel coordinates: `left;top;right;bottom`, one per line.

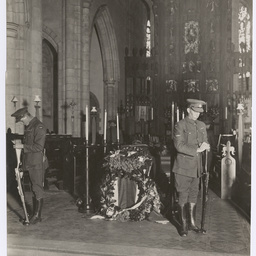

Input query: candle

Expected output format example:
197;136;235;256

171;102;174;138
205;103;208;112
177;106;179;122
151;107;153;120
225;107;228;120
116;113;120;140
85;105;89;140
104;109;107;141
182;111;185;119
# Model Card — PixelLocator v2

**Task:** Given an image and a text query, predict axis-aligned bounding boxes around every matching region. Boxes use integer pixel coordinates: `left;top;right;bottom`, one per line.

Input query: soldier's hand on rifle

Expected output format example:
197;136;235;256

19;165;24;179
13;143;24;149
197;142;210;153
19;171;24;179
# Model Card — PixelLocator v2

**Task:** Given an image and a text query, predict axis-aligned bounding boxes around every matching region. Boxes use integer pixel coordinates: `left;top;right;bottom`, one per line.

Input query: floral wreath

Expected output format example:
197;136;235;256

99;145;161;222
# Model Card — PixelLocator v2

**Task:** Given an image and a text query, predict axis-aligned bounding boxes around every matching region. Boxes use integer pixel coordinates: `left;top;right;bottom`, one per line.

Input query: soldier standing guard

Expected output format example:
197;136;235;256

11;107;47;225
172;99;210;237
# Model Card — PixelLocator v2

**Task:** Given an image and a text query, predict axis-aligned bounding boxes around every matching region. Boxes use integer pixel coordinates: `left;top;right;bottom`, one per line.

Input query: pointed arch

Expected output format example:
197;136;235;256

93;6;120;82
92;6;120;120
42;25;60;52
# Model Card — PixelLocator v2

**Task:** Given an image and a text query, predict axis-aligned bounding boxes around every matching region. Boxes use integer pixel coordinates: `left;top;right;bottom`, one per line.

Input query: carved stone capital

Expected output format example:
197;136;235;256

7;22;19;38
104;79;116;86
83;0;92;8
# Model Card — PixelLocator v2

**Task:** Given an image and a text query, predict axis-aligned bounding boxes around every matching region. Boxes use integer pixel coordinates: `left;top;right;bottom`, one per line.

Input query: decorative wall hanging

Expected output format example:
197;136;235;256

184;79;200;93
182;62;187;73
182;61;201;73
184;21;199;54
166;80;177;92
126;94;133;113
169;0;177;56
196;61;201;72
208;61;215;73
206;79;219;92
169;0;177;16
207;0;219;12
188;61;195;72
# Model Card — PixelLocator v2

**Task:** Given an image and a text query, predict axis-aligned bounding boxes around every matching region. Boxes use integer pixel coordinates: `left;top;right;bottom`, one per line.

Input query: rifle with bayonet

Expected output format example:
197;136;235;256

15;147;30;225
200;150;209;234
170;140;178;219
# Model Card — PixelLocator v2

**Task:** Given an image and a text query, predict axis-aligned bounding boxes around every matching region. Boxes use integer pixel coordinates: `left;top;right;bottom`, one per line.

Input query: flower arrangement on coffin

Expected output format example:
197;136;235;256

99;146;161;221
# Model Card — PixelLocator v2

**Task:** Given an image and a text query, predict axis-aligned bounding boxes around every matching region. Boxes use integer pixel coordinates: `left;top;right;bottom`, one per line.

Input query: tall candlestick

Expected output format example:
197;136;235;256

116;113;120;140
177;106;179;122
85;105;89;140
104;109;107;141
238;112;243;168
225;107;228;120
171;102;174;138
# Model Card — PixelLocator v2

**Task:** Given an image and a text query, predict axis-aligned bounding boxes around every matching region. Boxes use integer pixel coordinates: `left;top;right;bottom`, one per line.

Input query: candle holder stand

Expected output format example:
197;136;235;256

81;140;94;214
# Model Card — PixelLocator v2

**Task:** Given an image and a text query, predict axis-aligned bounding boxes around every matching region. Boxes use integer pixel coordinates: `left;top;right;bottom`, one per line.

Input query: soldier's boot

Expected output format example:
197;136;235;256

30;198;43;224
188;202;200;233
19;197;35;225
178;204;188;237
29;196;37;220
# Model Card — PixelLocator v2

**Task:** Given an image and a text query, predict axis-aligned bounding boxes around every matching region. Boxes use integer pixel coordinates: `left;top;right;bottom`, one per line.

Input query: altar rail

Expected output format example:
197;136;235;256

209;137;251;219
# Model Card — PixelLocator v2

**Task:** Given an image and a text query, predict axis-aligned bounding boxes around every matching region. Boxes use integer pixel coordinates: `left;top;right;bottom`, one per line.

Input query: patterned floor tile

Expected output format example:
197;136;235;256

7;189;250;255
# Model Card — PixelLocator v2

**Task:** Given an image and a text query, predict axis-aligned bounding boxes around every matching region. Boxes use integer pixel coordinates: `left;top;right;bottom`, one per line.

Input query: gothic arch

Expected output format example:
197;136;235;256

93;6;120;82
90;92;100;109
42;25;60;52
92;6;120;120
42;38;58;133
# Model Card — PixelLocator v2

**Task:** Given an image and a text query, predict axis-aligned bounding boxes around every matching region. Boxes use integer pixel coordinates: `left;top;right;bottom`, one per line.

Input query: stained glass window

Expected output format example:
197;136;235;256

238;3;251;92
238;4;251;53
146;20;151;57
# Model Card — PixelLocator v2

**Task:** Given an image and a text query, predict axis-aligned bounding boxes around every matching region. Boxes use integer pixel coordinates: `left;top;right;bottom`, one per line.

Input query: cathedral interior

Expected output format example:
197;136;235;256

4;0;253;255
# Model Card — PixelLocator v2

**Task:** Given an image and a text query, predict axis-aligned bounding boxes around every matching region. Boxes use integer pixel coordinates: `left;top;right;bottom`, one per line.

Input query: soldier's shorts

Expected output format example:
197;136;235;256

175;173;199;205
28;165;44;199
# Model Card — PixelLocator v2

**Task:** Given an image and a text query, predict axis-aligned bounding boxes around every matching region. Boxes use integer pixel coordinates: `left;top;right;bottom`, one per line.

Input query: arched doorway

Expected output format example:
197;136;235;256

42;39;58;133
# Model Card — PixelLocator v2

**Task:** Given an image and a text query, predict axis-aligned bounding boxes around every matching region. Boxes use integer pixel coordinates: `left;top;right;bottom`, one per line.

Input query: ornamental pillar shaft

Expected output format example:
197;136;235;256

104;80;117;121
30;0;43;121
65;0;82;136
81;2;91;126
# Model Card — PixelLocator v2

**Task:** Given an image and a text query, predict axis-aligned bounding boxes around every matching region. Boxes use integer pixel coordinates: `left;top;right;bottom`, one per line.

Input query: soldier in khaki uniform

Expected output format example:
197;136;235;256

12;107;47;225
172;99;210;237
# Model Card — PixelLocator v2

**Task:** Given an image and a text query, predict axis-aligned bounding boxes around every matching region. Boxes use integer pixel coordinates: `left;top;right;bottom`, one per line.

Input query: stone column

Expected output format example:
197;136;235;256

30;0;43;121
65;0;82;136
81;1;91;134
6;19;20;133
104;79;117;121
6;0;29;134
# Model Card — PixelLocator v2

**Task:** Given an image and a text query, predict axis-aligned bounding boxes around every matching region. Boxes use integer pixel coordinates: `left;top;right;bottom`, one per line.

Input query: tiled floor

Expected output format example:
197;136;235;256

6;186;250;256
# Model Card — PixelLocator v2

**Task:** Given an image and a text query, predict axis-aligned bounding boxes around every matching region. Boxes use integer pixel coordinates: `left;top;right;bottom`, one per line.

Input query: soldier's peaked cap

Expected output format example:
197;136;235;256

186;99;206;113
11;107;29;122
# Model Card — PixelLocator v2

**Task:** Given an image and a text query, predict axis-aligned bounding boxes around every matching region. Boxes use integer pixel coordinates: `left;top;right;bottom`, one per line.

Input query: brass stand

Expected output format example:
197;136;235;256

103;139;107;154
81;140;94;214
